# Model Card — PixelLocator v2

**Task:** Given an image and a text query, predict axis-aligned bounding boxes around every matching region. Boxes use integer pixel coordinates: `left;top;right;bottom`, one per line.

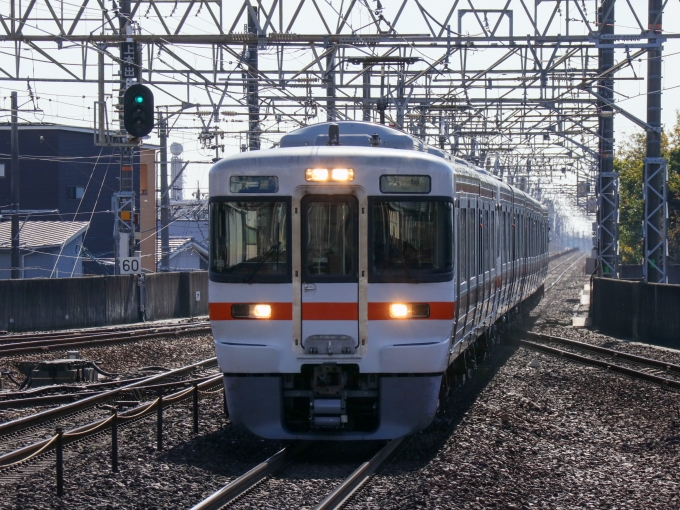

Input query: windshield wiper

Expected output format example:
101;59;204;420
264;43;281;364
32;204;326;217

244;242;281;283
390;242;420;284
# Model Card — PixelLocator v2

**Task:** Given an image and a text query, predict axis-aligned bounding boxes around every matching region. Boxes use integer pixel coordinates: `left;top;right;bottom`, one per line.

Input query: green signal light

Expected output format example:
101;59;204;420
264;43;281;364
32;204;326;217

134;95;144;104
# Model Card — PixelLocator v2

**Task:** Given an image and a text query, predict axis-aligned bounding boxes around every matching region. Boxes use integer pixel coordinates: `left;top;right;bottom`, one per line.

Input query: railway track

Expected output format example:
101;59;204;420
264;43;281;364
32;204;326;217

517;332;680;390
546;250;581;275
190;437;404;510
0;321;211;357
0;357;219;459
0;373;224;485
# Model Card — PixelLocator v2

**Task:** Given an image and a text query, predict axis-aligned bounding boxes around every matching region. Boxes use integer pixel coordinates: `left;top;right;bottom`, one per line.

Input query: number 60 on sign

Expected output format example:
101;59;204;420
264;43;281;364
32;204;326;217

120;257;142;274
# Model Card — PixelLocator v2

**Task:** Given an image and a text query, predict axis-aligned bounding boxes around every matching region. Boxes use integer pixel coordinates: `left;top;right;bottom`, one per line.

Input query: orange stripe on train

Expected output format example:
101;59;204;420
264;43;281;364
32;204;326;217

209;302;293;321
302;302;358;320
210;302;455;320
368;302;455;320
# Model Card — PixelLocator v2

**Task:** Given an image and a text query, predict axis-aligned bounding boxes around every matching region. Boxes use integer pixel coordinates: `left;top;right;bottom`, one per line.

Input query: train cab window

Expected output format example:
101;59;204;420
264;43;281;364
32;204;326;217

209;199;290;283
370;198;453;283
302;196;357;281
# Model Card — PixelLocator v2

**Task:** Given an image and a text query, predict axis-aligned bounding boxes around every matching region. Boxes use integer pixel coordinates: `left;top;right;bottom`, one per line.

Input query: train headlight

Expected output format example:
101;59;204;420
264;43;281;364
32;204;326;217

252;304;272;318
306;168;329;181
331;168;354;181
389;303;430;319
231;303;272;319
389;303;409;318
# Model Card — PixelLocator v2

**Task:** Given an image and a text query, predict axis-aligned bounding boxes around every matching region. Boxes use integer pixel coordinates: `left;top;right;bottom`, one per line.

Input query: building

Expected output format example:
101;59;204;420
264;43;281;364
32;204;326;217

0;220;88;278
156;237;208;272
0;124;156;274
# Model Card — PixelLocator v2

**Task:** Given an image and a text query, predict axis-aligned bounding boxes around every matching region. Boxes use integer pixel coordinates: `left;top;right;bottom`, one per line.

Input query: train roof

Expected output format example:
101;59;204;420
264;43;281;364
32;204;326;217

226;121;544;213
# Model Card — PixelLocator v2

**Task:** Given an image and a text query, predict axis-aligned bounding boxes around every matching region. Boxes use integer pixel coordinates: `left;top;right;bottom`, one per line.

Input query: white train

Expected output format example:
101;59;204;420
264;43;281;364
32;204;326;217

209;121;549;439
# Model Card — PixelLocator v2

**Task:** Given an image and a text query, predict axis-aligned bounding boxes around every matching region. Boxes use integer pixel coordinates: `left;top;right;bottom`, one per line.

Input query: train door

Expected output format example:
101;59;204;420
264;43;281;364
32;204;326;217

465;201;478;339
454;206;468;344
300;195;359;354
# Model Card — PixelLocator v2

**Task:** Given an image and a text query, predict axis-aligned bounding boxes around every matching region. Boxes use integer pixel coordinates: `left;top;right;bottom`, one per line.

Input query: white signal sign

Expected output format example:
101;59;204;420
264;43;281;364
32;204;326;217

120;257;142;274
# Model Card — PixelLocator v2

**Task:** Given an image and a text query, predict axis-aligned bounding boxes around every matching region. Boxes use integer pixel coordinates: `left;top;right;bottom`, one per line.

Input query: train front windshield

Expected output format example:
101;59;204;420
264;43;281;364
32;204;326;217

209;200;290;282
370;199;453;283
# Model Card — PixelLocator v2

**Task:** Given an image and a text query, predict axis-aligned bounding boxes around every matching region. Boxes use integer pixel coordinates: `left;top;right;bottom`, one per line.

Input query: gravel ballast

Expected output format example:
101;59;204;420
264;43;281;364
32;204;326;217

1;254;678;509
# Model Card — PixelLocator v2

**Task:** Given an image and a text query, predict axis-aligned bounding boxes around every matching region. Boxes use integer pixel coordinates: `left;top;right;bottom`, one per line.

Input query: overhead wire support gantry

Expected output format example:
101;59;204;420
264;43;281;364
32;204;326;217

0;0;674;272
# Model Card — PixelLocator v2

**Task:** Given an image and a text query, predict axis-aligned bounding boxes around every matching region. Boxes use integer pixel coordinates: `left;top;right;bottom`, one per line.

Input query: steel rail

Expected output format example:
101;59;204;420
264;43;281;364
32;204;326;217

314;436;405;510
0;375;215;410
0;357;217;436
519;340;680;390
0;374;224;468
0;320;209;344
546;252;582;276
0;323;208;348
0;325;212;357
189;443;310;510
546;255;585;291
522;332;680;373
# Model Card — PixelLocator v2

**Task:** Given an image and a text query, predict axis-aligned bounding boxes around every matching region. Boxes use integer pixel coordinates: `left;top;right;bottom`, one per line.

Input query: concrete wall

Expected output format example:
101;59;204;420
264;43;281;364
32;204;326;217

591;277;680;349
619;264;680;284
0;271;208;332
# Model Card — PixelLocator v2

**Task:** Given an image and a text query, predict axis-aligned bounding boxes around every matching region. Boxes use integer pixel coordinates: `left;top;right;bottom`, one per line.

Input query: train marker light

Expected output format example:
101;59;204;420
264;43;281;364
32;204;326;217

231;303;272;319
305;168;355;182
389;303;431;319
306;168;329;181
331;168;354;181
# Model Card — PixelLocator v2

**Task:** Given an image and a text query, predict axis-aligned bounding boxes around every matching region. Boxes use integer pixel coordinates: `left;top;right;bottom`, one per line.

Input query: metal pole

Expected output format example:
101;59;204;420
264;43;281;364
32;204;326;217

247;7;260;151
362;63;371;122
97;46;106;144
111;411;119;472
156;390;163;451
644;0;666;283
159;116;170;271
326;44;336;122
192;383;199;434
56;427;64;496
596;0;618;278
10;91;20;279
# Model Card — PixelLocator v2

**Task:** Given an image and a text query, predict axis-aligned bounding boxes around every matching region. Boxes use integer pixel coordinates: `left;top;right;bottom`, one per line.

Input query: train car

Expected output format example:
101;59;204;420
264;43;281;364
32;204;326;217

208;121;549;440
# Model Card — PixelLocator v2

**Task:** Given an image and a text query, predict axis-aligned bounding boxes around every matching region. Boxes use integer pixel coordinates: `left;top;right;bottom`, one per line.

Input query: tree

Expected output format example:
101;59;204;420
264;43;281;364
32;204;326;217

614;112;680;265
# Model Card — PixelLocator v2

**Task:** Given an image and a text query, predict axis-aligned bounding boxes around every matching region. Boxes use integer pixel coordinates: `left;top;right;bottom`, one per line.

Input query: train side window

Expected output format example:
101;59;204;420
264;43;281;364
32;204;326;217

478;209;483;275
490;210;496;265
468;207;476;277
459;208;467;284
484;209;488;273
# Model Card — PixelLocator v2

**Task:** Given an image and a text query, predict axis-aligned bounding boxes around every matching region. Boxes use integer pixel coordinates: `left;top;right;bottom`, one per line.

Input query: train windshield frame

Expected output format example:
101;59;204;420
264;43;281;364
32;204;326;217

369;196;453;283
209;197;292;283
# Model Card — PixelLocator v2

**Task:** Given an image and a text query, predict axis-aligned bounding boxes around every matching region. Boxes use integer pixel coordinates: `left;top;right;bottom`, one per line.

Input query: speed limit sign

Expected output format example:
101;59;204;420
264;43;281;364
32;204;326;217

120;257;142;274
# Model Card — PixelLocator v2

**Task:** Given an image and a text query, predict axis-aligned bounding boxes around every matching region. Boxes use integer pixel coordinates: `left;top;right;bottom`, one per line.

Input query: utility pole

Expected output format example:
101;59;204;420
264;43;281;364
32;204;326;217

362;63;371;122
326;43;336;122
159;116;170;271
596;0;619;278
112;0;140;274
10;92;20;279
247;7;260;151
643;0;667;283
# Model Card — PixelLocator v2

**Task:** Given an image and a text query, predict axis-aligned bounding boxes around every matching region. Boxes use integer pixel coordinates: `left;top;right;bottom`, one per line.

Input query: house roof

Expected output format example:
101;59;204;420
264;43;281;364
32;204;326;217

0;220;89;250
156;237;209;262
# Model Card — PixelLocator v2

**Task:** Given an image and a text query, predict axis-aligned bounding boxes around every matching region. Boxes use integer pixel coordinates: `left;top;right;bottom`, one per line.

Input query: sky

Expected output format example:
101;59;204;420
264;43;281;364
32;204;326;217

1;0;679;240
